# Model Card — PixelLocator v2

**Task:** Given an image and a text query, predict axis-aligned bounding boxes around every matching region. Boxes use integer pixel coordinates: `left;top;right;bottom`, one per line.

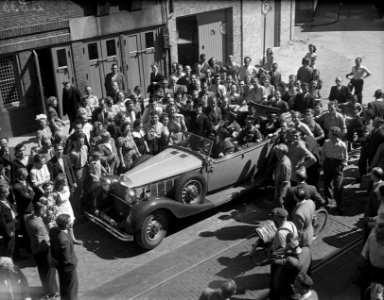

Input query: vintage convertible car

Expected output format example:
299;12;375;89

84;107;285;250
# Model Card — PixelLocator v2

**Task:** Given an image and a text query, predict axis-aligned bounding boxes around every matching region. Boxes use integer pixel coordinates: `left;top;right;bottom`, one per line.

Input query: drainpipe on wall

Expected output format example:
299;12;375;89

32;50;47;116
240;0;244;63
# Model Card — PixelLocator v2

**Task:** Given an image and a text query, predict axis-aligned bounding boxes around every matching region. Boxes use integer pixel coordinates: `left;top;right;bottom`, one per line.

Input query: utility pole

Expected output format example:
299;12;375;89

261;0;272;66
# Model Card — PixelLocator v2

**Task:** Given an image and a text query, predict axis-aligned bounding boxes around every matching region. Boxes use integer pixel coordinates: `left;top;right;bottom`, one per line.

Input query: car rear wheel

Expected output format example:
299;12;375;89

174;173;207;204
135;210;168;250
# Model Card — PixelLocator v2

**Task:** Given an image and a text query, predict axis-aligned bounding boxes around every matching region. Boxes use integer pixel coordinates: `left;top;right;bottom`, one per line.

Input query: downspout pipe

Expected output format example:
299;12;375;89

32;50;47;116
240;0;244;63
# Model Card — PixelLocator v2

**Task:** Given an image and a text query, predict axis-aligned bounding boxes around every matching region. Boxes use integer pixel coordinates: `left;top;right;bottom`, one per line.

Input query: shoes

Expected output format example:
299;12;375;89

41;293;60;300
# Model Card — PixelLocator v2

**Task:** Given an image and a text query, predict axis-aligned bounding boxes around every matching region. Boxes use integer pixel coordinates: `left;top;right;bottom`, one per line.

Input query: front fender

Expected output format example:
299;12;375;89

129;196;214;232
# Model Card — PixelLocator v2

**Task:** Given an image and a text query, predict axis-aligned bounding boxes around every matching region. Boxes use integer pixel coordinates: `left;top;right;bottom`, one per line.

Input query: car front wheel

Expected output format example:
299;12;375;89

174;173;207;204
135;210;168;250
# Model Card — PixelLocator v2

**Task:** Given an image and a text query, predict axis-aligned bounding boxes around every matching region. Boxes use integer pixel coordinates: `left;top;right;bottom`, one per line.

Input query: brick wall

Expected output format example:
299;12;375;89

168;0;294;69
168;0;242;65
71;41;88;94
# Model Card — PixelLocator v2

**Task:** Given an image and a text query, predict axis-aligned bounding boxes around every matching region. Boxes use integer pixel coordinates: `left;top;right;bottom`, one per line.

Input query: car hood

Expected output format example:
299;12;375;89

122;147;203;188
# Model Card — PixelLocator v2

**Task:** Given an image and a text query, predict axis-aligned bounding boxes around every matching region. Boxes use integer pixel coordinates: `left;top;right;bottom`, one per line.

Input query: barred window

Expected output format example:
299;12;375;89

0;56;19;106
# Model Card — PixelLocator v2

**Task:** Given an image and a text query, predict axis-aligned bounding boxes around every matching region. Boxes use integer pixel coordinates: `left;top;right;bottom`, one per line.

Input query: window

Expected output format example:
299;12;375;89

0;56;20;106
145;32;154;48
88;43;99;60
56;49;67;67
106;40;117;56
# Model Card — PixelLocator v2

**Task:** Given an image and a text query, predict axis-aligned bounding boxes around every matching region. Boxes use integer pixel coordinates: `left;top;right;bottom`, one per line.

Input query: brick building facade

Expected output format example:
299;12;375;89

0;0;295;137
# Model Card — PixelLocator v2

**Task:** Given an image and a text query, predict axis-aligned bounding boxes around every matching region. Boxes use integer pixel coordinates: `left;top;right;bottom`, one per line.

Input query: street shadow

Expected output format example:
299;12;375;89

322;227;363;249
199;225;256;241
299;3;384;32
74;222;147;259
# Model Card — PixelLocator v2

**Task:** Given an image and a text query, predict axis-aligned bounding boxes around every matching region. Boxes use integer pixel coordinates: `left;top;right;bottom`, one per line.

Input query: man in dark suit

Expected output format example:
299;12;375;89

25;202;58;299
0;137;14;183
328;77;352;104
91;98;108;126
147;63;164;95
367;89;384;119
0;184;16;257
47;142;77;192
62;81;81;133
50;214;78;300
284;170;325;214
192;103;212;138
104;63;126;97
12;168;34;251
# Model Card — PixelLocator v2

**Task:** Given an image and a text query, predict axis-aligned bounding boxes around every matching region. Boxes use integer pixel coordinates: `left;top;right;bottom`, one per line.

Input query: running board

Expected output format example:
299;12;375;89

205;182;256;207
84;211;134;242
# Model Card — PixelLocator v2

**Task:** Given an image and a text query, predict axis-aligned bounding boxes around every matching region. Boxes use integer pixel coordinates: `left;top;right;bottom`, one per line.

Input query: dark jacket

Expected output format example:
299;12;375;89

104;72;126;96
25;214;50;254
50;227;77;270
328;85;352;103
62;86;81;120
47;155;76;188
285;182;325;214
12;181;34;216
368;100;384;119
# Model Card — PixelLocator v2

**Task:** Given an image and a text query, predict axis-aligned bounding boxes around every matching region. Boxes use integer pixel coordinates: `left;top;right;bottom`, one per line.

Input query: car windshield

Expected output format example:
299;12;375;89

177;133;213;157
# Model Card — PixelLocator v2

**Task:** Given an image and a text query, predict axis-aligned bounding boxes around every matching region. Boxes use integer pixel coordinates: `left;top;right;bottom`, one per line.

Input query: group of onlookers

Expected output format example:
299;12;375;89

0;41;383;299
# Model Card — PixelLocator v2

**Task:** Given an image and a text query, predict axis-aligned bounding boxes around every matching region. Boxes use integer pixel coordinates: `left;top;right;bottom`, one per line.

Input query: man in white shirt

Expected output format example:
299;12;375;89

346;57;371;103
237;56;258;81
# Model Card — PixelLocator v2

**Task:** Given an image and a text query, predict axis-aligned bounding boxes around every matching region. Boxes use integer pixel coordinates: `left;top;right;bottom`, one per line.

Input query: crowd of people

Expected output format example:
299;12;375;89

0;42;383;300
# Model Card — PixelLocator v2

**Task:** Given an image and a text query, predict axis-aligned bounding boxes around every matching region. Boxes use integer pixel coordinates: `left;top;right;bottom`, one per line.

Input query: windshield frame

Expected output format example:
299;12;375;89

176;132;214;158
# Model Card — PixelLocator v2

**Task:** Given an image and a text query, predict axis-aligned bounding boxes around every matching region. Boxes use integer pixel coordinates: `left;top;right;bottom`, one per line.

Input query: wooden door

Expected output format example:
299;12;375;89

86;41;105;98
140;30;156;95
100;37;124;91
51;46;74;116
123;33;144;94
197;10;227;65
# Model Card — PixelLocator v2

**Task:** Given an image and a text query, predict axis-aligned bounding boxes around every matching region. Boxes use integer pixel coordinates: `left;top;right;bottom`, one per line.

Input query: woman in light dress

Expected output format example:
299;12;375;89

53;174;82;244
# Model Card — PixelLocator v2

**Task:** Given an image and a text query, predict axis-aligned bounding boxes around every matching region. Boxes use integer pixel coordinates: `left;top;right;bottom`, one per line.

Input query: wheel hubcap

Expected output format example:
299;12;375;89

147;216;163;240
181;180;202;204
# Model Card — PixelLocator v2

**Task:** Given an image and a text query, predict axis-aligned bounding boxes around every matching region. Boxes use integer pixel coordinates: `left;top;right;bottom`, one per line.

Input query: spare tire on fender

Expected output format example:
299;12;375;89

174;173;207;204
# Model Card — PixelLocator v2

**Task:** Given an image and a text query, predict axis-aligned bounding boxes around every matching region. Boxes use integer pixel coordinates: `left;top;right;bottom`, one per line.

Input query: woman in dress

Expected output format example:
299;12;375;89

35;114;52;148
38;181;57;230
117;122;141;172
30;154;51;196
160;113;171;145
259;47;274;72
77;96;93;121
132;120;150;155
46;96;65;134
303;44;317;68
167;105;187;145
115;91;127;113
53;174;82;244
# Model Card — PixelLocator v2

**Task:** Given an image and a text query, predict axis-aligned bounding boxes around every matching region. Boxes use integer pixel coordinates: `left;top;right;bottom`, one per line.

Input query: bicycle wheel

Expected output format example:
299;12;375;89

313;208;328;238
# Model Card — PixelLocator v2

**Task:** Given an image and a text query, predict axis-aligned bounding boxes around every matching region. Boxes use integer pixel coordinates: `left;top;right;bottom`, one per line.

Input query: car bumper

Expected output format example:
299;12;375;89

84;211;134;242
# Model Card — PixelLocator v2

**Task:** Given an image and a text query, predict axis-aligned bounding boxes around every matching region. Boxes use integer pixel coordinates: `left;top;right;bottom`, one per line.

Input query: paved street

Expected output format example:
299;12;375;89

13;2;384;300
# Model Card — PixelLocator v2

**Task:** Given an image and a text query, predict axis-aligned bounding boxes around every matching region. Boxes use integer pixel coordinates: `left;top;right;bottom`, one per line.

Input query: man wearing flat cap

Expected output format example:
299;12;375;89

237;115;263;145
62;81;81;133
321;126;348;214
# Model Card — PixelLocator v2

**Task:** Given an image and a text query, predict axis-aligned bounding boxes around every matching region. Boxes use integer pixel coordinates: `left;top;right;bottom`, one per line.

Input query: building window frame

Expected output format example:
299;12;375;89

0;55;22;111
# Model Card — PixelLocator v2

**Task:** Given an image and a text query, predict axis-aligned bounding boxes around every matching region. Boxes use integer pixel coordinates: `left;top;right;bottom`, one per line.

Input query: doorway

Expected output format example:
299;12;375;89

176;15;198;66
35;47;56;99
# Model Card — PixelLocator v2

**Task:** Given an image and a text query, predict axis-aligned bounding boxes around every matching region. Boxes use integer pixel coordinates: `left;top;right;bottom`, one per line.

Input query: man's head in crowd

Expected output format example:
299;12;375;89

243;56;251;67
